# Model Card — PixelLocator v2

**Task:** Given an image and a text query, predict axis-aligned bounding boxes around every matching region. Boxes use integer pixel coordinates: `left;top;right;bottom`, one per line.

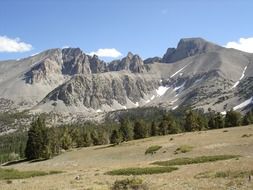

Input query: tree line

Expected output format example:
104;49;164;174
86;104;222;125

0;107;253;163
24;108;253;160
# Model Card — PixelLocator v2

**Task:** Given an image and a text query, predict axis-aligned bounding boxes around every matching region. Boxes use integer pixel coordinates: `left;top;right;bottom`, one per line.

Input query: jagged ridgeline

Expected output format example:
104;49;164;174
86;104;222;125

0;37;252;122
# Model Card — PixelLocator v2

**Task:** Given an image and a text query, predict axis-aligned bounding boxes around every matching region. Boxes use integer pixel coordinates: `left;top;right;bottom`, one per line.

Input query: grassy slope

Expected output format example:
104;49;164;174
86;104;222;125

1;125;253;190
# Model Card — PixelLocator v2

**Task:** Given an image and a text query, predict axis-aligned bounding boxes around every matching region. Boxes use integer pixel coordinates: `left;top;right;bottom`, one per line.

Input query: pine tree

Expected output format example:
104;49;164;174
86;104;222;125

150;121;158;136
25;117;50;160
83;132;93;147
133;120;147;139
168;120;180;134
97;130;109;145
158;120;168;135
110;130;122;145
225;109;241;127
242;110;253;125
119;119;134;141
91;131;99;145
214;113;225;128
60;128;72;150
208;116;216;129
184;110;200;131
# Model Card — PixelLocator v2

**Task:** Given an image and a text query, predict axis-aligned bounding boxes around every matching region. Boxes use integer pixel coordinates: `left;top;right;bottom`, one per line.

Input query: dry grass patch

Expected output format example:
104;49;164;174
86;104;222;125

106;166;178;176
195;170;253;179
152;155;240;166
215;170;253;178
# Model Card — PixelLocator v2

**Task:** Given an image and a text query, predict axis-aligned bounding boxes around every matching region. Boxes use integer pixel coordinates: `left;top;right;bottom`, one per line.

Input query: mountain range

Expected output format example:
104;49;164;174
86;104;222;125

0;37;252;118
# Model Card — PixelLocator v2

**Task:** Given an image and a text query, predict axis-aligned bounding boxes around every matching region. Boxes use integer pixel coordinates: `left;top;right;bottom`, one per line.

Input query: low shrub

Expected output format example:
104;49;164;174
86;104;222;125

174;145;193;154
111;178;148;190
145;145;162;155
241;134;253;138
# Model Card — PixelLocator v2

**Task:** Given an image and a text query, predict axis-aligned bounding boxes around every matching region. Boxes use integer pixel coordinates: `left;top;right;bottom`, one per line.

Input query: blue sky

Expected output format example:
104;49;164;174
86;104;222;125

0;0;253;61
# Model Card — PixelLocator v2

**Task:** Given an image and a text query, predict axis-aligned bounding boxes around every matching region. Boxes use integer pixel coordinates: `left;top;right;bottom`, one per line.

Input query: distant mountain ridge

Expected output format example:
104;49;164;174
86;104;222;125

0;37;252;117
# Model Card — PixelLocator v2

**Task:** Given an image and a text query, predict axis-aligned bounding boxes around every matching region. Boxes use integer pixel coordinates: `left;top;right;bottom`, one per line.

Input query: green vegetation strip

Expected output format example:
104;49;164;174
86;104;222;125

106;166;178;175
0;168;62;180
145;145;162;155
152;155;240;166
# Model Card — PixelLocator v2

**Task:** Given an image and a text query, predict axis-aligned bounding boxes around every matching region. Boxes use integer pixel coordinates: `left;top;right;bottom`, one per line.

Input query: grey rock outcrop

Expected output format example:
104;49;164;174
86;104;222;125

41;73;159;109
89;55;108;73
144;57;162;64
108;52;146;73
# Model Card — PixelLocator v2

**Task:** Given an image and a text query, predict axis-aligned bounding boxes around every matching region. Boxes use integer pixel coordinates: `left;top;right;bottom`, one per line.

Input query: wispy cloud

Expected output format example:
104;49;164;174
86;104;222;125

0;35;32;53
225;37;253;53
88;48;122;58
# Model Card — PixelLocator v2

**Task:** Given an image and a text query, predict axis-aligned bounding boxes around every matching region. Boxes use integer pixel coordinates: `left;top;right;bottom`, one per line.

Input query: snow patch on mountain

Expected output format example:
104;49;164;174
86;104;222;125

170;64;189;78
156;86;170;96
173;82;185;92
231;66;247;89
134;102;139;107
233;96;253;110
172;105;178;110
170;99;178;105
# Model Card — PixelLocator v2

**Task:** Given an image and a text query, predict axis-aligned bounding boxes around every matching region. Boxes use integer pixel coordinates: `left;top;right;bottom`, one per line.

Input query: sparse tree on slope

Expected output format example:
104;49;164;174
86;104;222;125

25;117;51;160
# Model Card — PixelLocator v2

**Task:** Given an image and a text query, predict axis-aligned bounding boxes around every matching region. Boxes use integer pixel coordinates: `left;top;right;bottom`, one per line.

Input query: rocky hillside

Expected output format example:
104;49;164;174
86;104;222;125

0;37;253;117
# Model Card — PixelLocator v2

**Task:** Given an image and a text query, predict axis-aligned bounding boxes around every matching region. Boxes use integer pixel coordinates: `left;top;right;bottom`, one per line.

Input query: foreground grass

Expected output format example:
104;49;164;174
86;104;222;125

0;168;62;180
195;170;253;179
106;166;178;176
145;145;162;155
152;155;240;166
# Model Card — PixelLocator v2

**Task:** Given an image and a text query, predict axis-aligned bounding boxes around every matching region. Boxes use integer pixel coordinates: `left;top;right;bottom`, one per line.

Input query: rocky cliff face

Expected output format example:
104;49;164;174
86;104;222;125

108;52;146;73
40;72;159;111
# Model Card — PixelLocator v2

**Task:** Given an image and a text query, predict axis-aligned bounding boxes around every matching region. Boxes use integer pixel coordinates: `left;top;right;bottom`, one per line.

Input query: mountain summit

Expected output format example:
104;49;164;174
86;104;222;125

162;38;222;63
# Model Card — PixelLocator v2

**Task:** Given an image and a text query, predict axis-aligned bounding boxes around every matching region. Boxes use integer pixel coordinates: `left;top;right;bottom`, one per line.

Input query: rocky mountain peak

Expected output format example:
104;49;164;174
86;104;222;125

61;47;91;75
108;52;145;73
162;37;222;63
126;52;134;59
89;54;107;73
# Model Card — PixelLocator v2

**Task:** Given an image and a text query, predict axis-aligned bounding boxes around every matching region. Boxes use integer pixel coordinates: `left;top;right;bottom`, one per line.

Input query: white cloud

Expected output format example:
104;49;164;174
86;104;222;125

0;35;32;53
88;48;122;58
225;37;253;53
